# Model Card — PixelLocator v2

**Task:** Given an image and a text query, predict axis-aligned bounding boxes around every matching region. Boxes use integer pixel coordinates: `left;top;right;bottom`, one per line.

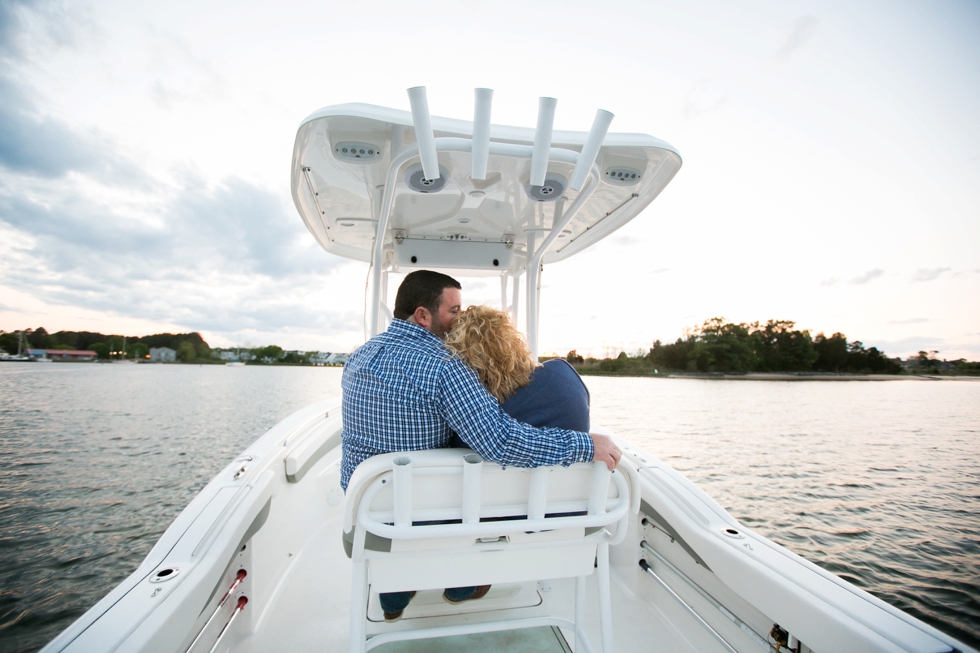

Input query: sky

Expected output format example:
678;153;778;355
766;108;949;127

0;0;978;359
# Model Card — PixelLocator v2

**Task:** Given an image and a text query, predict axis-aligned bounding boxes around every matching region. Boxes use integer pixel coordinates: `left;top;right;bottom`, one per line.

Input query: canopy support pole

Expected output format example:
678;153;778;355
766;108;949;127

511;272;521;325
526;170;600;360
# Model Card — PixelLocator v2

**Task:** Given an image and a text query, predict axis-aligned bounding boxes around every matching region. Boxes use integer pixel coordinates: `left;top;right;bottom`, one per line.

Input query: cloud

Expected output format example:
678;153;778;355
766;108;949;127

910;267;951;282
820;276;840;287
0;0;92;61
0;73;145;185
849;268;884;285
0;4;360;348
0;151;349;340
887;318;928;325
0;2;121;180
773;15;819;63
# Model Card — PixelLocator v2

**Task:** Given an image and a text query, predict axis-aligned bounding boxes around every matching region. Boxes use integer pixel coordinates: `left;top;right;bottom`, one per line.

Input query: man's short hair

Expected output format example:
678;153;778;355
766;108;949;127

393;270;462;320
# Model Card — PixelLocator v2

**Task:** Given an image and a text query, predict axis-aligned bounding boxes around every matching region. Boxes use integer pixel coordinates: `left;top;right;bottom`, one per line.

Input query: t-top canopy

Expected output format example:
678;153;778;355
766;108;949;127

290;88;682;354
291;94;681;274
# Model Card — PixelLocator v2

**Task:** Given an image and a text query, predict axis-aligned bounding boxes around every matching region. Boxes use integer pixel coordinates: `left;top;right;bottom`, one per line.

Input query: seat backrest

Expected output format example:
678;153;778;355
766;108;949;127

343;449;637;558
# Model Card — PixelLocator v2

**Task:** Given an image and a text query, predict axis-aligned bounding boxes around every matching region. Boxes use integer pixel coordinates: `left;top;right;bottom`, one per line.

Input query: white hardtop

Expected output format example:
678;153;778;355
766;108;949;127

291;88;683;352
290;100;682;272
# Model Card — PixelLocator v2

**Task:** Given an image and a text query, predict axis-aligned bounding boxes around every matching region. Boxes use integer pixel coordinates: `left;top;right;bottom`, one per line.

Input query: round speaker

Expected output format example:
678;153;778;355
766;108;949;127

525;173;567;202
405;163;450;193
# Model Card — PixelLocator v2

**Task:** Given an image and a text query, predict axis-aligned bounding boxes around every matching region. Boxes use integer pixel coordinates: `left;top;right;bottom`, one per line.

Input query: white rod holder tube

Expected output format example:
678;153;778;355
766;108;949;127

462;454;483;524
527;467;550;520
529;97;557;186
588;461;611;515
500;274;508;311
392;456;414;527
407;86;440;181
471;88;493;180
569;109;614;191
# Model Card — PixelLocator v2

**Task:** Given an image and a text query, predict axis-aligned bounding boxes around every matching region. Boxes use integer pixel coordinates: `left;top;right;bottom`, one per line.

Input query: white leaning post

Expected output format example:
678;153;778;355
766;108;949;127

344;453;631;653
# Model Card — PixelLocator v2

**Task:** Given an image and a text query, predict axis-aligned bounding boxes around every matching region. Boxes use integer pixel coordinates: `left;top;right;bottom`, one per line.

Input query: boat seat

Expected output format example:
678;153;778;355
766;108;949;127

342;449;639;653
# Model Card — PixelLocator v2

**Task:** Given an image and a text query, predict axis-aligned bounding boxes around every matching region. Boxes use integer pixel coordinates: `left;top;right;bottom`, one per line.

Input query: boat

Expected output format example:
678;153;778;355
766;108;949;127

1;331;38;362
226;345;246;366
40;88;974;653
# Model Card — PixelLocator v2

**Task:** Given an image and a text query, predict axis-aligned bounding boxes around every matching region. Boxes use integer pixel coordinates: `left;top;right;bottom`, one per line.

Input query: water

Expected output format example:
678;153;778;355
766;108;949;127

0;365;977;651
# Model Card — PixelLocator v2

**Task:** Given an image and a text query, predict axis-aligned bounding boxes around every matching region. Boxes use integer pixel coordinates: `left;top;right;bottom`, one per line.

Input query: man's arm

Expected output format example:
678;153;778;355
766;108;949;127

436;356;595;468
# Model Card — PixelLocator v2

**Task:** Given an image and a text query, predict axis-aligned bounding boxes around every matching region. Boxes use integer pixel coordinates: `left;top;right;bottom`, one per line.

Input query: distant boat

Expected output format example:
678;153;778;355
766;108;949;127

1;332;36;362
226;345;245;366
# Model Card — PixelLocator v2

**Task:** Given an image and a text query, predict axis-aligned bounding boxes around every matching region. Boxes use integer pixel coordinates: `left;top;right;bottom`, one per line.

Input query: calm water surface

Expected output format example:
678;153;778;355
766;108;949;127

0;364;977;651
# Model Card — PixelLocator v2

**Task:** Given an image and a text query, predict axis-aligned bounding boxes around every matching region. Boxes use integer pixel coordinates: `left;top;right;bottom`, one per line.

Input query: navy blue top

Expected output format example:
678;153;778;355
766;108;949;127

501;359;590;432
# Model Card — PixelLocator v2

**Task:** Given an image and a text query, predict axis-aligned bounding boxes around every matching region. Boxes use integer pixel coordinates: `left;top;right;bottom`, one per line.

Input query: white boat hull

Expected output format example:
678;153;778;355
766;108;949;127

41;400;973;653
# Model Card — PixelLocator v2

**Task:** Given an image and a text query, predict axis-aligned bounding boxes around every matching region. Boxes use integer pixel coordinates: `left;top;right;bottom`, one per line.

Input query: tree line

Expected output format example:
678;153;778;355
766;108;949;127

0;328;331;365
567;318;915;375
0;328;212;361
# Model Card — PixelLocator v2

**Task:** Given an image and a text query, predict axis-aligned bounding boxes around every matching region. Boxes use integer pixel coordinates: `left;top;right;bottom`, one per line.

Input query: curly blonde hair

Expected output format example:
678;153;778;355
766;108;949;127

445;305;536;402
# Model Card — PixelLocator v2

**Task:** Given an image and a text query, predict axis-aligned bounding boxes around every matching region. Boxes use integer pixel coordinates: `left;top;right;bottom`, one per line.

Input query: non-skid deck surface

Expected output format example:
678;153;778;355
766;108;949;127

237;515;689;653
373;626;571;652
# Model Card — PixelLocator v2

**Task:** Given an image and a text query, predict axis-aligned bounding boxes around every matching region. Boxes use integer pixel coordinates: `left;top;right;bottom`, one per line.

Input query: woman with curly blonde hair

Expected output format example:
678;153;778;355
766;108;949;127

445;305;590;433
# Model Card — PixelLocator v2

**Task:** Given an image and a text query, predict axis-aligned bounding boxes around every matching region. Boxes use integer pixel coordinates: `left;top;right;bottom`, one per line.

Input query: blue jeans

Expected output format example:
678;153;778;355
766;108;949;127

380;586;478;613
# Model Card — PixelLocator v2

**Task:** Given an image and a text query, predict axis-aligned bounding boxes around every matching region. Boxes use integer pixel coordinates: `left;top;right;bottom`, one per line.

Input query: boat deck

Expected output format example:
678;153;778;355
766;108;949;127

235;514;694;653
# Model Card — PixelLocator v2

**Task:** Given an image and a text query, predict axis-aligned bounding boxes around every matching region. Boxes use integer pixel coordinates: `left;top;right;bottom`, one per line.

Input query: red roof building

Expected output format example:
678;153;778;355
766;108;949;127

41;349;98;361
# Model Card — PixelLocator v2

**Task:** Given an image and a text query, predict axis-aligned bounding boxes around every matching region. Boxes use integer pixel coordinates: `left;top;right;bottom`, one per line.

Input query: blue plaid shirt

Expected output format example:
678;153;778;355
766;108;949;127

340;319;594;490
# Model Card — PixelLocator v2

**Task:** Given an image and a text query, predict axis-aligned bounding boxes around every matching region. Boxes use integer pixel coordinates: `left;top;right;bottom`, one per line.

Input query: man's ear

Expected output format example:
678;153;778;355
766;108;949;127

413;306;431;329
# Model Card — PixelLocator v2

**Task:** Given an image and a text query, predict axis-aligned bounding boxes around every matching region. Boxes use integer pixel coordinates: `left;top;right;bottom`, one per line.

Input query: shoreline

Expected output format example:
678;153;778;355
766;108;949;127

576;371;980;381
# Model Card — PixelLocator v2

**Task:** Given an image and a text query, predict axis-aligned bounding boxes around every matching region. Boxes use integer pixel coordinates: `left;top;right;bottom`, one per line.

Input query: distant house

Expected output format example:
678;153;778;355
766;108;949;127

309;351;332;364
317;352;348;366
309;351;349;365
44;349;97;362
149;347;177;362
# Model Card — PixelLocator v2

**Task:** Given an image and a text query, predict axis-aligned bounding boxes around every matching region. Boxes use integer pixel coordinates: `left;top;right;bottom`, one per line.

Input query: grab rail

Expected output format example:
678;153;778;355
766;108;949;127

638;557;738;653
640;541;776;653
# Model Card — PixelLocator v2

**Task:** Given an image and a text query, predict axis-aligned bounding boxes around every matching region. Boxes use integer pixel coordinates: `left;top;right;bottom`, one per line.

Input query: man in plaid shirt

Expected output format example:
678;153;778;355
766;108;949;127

341;269;622;620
